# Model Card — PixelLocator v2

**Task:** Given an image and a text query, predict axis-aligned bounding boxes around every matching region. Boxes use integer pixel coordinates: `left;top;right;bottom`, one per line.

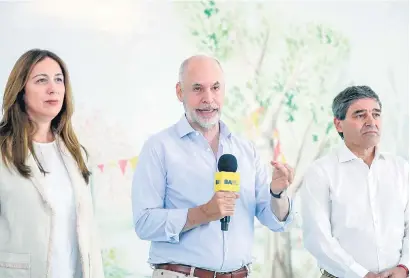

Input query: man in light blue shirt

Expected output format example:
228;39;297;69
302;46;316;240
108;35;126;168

132;55;294;278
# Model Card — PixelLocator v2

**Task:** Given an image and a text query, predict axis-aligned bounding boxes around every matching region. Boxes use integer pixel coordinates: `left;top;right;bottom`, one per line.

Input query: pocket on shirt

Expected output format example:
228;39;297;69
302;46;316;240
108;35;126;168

0;252;31;278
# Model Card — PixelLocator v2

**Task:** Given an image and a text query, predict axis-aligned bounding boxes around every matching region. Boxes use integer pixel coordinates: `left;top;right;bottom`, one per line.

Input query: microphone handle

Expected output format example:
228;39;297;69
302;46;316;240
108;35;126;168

220;216;230;231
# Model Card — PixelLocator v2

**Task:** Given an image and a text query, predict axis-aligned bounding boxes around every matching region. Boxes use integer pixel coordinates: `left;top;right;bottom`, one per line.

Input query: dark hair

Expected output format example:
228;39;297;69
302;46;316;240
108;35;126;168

332;85;382;139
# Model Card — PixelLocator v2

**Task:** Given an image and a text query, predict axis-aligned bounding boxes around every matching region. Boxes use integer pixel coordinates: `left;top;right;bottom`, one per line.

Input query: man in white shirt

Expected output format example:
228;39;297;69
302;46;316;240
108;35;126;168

301;85;409;278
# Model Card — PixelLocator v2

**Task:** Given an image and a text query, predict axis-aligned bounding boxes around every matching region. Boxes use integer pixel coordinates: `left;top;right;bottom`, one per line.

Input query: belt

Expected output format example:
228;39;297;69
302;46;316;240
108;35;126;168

156;264;249;278
321;269;338;278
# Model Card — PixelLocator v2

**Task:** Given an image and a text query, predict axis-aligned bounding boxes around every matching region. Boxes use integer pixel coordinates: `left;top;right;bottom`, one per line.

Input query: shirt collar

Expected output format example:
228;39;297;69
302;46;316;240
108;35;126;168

337;142;385;163
175;114;232;139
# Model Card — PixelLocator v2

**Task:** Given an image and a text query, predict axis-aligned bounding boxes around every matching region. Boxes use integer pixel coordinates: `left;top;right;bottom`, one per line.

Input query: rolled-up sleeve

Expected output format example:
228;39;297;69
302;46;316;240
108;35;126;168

253;144;293;231
132;138;188;243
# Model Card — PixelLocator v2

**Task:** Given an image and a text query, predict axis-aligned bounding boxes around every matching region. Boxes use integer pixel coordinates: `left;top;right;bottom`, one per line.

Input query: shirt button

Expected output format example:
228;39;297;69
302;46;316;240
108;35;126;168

207;148;211;152
196;132;199;136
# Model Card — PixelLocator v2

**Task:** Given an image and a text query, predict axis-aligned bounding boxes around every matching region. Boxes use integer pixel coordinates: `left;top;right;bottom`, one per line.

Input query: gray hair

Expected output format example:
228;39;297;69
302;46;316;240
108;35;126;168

332;85;382;138
178;55;223;88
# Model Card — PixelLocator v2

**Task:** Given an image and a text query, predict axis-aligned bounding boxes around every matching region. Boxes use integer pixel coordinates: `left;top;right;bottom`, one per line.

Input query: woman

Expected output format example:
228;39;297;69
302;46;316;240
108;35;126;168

0;49;105;278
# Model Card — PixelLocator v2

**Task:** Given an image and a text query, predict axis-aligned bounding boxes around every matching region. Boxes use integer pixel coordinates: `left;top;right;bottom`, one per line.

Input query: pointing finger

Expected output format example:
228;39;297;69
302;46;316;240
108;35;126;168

284;163;294;183
272;162;289;176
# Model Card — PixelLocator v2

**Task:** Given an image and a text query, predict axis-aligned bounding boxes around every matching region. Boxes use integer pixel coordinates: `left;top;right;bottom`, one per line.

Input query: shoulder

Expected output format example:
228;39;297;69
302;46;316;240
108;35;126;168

229;133;257;155
305;149;339;179
56;134;91;167
142;125;177;151
380;152;408;167
137;125;180;163
379;152;409;182
0;156;9;181
0;146;11;171
312;152;338;169
0;148;18;177
78;145;95;171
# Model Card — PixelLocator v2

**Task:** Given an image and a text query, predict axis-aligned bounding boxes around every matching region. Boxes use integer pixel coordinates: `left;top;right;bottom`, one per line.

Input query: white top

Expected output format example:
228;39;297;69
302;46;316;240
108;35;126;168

33;141;79;278
301;143;409;278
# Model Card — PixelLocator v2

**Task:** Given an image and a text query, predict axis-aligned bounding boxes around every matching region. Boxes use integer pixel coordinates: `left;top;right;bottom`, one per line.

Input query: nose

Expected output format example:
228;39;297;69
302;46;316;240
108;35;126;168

202;88;213;103
47;81;58;95
365;115;376;126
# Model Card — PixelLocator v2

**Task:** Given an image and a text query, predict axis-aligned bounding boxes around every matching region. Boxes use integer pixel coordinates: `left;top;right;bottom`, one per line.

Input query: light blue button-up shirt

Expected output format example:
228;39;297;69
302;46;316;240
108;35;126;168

132;115;293;272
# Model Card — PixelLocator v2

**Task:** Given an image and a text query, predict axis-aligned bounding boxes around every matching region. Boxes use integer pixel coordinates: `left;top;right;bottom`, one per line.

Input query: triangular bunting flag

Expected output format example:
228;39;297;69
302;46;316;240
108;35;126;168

129;156;138;170
118;159;128;175
272;128;286;163
97;164;104;173
250;107;264;128
274;140;281;161
278;153;287;163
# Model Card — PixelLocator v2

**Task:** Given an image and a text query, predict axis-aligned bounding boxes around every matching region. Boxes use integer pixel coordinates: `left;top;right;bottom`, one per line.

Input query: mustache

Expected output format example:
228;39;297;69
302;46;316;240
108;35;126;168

196;105;219;110
361;126;379;133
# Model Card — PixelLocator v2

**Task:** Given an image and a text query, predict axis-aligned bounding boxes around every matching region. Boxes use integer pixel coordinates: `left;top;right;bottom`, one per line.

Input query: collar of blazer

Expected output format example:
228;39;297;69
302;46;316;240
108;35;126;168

26;135;87;211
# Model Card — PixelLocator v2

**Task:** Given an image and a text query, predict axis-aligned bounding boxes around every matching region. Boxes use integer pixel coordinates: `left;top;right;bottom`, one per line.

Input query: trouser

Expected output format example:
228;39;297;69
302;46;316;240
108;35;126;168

153;269;199;278
152;265;250;278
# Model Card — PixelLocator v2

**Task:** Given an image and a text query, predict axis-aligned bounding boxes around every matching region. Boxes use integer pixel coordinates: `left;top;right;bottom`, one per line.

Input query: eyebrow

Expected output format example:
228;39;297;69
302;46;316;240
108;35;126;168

191;81;220;87
32;73;63;79
352;108;382;115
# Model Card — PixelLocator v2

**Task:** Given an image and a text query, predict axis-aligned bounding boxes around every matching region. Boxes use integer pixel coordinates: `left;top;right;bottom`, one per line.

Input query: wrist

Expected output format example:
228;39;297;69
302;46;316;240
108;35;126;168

270;188;284;199
198;203;213;222
397;264;409;277
185;205;211;230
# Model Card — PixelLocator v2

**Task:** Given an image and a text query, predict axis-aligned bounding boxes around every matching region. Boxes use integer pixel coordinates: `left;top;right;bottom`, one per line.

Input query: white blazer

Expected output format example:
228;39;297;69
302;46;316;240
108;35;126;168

0;137;105;278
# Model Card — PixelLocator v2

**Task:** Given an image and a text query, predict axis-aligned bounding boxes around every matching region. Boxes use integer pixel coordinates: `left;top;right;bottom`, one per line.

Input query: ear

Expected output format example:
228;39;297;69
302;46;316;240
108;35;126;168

176;82;183;102
334;117;343;133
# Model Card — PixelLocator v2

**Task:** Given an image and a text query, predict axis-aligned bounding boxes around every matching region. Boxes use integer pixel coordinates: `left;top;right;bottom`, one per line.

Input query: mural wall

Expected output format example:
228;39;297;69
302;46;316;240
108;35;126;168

0;1;408;277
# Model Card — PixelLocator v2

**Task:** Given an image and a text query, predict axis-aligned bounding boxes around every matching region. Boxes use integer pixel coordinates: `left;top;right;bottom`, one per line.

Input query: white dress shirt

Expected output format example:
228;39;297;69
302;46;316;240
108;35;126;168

301;143;408;278
33;141;79;278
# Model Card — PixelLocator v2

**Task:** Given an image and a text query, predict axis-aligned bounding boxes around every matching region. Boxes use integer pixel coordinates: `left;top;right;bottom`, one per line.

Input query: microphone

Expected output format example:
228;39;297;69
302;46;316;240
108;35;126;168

214;154;240;231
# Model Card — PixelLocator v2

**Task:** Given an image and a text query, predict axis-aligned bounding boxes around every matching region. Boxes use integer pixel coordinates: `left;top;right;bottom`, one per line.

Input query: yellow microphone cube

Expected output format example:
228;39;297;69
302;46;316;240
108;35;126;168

214;172;240;192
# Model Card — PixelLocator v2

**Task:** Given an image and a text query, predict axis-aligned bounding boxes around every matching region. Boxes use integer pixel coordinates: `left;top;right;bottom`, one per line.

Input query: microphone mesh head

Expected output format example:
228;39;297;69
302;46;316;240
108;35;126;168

217;154;238;172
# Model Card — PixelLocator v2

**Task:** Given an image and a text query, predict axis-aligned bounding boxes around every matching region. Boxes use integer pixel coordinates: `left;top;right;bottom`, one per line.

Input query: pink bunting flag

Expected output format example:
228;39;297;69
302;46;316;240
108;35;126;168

118;159;128;175
97;164;104;173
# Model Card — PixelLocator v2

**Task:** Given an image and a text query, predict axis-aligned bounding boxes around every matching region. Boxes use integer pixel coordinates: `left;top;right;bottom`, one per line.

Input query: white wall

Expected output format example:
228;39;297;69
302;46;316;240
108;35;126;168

0;1;407;277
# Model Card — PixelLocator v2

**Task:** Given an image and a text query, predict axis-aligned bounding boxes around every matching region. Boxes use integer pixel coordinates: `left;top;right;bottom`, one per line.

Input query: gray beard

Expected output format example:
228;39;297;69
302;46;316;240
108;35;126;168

184;104;220;130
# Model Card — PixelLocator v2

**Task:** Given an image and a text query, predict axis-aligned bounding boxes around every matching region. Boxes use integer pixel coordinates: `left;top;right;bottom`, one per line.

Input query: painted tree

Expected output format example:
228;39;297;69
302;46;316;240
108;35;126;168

176;1;351;277
385;67;409;160
72;103;134;167
72;106;137;277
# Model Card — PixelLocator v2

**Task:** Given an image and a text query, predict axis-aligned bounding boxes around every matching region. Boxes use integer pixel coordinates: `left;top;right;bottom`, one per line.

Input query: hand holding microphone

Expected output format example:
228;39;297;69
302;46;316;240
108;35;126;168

203;191;239;222
203;154;240;231
184;154;240;232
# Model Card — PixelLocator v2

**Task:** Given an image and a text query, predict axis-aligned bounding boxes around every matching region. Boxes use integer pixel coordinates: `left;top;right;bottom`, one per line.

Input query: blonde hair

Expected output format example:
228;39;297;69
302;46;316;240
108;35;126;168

0;49;91;183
